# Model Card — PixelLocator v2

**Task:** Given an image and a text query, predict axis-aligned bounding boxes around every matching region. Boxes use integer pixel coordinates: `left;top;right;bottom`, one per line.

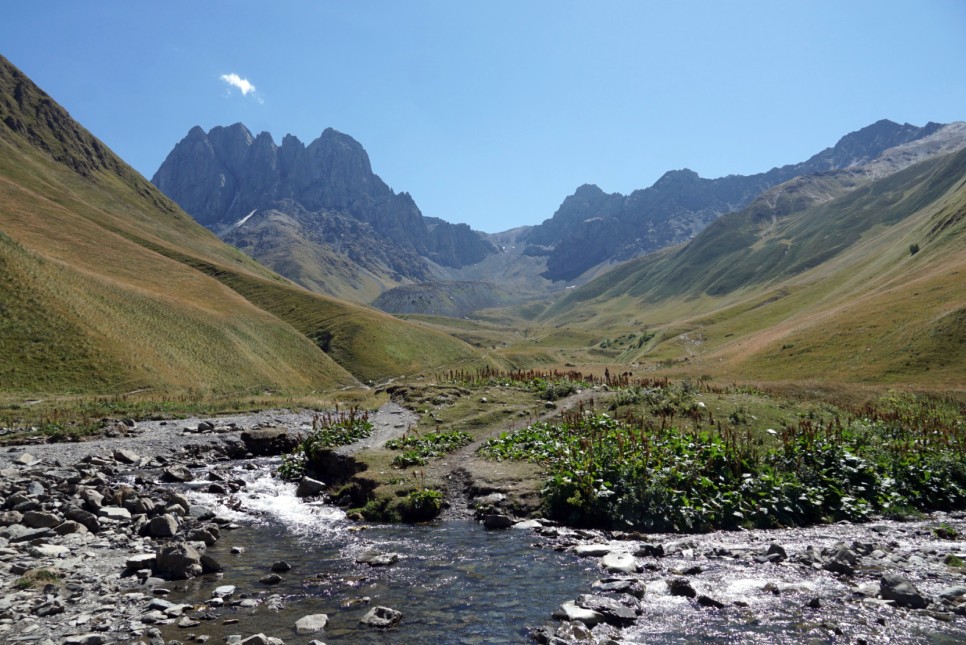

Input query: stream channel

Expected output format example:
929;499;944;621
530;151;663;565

158;458;966;644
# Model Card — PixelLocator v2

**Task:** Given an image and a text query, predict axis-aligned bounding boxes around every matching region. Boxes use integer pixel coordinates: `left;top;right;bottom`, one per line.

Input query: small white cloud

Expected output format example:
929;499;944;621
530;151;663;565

220;73;256;96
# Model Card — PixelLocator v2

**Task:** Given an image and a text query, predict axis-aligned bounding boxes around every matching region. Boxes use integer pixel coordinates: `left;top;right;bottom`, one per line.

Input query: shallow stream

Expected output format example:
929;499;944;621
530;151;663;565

160;460;966;644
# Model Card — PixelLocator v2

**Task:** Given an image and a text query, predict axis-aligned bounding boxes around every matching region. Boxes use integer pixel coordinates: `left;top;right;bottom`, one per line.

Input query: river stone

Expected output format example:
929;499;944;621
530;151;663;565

576;594;637;625
21;510;60;529
635;542;665;558
168;492;191;513
592;577;646;599
14;453;38;466
296;477;327;498
188;526;218;545
29;543;69;557
201;554;223;573
601;552;637;573
145;514;178;538
667;577;697;598
80;488;104;510
295;613;329;634
127;552;157;570
162;465;194;483
113;449;140;464
5;525;53;542
64;506;101;533
156;543;203;579
98;506;132;521
939;585;966;602
511;519;542;530
356;550;399;567
270;560;292;572
483;514;513;530
575;544;613;557
880;572;929;609
361;605;403;628
697;594;725;609
63;635;106;645
25;480;44;496
0;510;23;526
212;585;236;599
54;520;88;535
260;573;283;585
553;601;603;626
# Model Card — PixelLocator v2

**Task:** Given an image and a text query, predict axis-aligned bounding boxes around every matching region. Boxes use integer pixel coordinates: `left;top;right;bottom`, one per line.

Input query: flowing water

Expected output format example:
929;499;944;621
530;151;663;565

160;459;966;644
160;461;598;643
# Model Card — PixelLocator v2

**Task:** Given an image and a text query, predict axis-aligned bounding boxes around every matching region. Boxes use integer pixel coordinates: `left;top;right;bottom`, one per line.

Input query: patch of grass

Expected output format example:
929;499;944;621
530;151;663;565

13;568;61;590
386;430;472;467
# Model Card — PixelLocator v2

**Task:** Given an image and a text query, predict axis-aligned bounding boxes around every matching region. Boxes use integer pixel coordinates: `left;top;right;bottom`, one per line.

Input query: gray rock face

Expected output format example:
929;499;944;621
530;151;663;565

295;476;327;498
152;124;497;292
241;428;301;457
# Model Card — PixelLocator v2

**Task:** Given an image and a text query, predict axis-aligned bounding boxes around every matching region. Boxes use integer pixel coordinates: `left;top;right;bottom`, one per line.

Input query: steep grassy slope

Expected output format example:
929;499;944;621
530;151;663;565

0;55;485;395
541;148;966;385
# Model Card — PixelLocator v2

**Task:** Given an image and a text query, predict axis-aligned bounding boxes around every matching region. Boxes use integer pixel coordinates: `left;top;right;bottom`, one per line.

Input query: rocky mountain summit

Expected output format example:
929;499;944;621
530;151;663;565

153;125;496;299
528;120;949;281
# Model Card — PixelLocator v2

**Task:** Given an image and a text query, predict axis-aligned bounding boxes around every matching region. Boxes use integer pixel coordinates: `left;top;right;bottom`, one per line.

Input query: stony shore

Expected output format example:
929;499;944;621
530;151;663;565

1;410;965;644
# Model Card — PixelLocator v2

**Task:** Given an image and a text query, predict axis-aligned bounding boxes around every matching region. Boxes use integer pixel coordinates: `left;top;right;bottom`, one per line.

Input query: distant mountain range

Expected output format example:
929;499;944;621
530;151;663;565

154;118;966;315
525;119;949;282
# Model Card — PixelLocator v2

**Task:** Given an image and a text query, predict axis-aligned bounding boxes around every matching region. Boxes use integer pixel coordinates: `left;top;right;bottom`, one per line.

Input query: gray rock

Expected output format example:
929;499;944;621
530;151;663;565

592;577;646;599
53;520;88;535
880;572;929;609
155;543;203;579
0;510;23;526
479;513;511;529
601;552;637;573
97;506;132;521
360;605;403;628
296;477;326;498
29;543;69;557
161;465;194;483
113;449;140;464
65;506;101;532
552;601;603;626
667;577;697;598
270;560;292;572
187;526;218;545
355;550;399;567
14;453;38;466
295;613;329;634
145;514;178;538
200;554;223;573
212;585;236;599
576;594;637;625
126;552;157;570
241;428;301;457
575;544;612;557
697;594;725;609
939;585;966;602
63;634;106;645
259;573;283;585
21;510;60;529
80;488;104;511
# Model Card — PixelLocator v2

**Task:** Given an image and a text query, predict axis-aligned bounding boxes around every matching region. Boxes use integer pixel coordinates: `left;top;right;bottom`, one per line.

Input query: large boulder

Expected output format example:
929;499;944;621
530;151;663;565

880;572;929;609
155;543;203;579
241;428;302;457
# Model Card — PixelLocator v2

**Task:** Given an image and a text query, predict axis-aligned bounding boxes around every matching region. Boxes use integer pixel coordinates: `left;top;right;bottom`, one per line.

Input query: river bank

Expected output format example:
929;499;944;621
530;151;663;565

1;407;964;643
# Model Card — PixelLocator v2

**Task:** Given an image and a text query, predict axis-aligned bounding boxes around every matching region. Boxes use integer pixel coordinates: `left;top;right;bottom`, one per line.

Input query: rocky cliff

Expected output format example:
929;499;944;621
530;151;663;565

152;125;496;298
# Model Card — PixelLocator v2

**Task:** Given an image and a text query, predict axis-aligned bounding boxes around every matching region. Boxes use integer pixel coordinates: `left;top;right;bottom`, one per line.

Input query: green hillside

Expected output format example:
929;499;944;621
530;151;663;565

541;148;966;386
0;55;485;397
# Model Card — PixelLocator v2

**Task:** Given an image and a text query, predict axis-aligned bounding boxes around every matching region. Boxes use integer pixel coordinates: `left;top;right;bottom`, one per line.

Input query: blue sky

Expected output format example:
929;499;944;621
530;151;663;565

3;1;965;233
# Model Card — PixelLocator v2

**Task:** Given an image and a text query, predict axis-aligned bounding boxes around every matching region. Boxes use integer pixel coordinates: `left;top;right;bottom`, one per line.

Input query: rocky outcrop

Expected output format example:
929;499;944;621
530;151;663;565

152;124;497;295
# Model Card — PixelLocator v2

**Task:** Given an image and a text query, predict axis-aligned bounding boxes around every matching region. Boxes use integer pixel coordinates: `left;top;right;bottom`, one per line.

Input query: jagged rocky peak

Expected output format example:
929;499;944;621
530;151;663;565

152;123;497;281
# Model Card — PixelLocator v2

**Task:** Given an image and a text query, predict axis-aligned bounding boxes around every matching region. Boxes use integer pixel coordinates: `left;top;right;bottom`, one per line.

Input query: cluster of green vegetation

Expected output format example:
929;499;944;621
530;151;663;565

277;409;372;480
598;331;655;350
355;471;444;523
440;367;595;401
385;430;472;467
480;393;965;532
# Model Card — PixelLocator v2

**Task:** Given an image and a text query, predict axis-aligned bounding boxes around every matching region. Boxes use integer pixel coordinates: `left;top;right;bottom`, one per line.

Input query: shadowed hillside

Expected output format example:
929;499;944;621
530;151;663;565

0;55;487;396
